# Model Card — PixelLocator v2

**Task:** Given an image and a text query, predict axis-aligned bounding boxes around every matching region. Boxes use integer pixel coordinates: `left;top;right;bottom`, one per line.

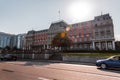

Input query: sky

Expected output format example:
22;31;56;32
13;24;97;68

0;0;120;40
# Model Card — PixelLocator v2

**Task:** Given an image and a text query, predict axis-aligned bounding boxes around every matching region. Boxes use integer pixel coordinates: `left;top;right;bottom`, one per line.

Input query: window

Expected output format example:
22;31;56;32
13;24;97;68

79;44;82;48
103;17;105;20
100;30;105;34
106;29;111;34
75;39;77;42
95;32;99;34
84;37;87;41
100;23;103;25
106;30;111;33
97;18;100;21
95;24;97;27
108;42;112;49
84;44;87;48
76;24;78;27
79;38;82;42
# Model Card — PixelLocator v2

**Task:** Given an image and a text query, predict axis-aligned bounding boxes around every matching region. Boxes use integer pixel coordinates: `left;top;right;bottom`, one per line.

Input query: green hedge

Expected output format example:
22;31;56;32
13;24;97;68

63;53;120;58
63;50;120;53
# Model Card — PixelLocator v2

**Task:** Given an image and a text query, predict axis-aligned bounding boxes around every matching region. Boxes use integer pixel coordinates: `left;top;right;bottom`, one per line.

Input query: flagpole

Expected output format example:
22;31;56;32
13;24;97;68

58;10;60;20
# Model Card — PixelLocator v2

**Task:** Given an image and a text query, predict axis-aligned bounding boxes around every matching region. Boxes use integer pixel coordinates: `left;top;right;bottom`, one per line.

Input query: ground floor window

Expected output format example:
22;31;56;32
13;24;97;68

108;41;112;50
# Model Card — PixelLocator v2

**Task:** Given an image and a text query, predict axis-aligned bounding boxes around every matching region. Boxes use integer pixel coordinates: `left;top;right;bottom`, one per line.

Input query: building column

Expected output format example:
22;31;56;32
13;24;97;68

32;53;34;59
92;41;95;50
46;44;49;49
105;41;108;50
112;41;115;50
43;45;45;49
99;42;101;50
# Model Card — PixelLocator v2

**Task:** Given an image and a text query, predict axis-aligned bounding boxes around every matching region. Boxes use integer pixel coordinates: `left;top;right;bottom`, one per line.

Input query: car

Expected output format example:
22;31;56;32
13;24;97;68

0;54;17;61
96;55;120;69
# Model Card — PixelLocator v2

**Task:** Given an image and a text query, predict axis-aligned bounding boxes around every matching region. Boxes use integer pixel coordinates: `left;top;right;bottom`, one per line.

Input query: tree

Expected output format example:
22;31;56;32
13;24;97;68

12;46;18;51
4;46;11;50
0;47;2;49
52;32;72;51
115;41;120;50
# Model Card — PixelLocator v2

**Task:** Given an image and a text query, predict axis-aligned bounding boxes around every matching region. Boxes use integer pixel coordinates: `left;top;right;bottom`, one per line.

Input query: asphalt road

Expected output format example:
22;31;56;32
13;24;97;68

0;61;120;80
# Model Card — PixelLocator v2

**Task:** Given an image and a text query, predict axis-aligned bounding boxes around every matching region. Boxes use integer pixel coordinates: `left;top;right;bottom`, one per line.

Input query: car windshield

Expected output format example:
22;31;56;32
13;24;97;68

108;56;114;59
1;54;8;56
4;54;11;57
108;56;120;60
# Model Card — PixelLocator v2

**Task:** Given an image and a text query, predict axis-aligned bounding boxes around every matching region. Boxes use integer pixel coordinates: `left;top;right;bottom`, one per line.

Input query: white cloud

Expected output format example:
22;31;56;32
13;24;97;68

115;34;120;41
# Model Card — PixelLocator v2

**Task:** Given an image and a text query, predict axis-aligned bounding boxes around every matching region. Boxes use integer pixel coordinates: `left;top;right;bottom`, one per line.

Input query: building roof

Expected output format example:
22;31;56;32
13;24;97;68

94;13;111;19
49;20;68;29
35;29;48;33
27;29;48;34
0;32;15;36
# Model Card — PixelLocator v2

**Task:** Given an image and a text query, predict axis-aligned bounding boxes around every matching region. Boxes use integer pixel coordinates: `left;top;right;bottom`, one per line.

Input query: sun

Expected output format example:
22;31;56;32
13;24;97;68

68;1;93;21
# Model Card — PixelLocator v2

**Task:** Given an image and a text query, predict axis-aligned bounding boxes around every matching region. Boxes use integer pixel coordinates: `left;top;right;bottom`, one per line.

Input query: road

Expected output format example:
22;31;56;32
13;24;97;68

0;61;120;80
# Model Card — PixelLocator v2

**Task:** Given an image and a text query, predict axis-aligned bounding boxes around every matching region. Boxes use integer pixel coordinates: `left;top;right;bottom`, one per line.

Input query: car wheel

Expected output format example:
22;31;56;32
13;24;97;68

1;58;3;61
100;63;107;69
13;58;17;61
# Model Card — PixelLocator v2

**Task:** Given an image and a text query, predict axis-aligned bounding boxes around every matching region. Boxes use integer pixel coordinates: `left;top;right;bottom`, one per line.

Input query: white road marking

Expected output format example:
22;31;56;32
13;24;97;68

38;77;50;80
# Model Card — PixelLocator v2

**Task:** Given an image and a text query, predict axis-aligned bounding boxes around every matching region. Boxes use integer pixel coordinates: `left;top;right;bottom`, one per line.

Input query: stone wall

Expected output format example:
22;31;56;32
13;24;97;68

63;56;105;63
15;53;51;60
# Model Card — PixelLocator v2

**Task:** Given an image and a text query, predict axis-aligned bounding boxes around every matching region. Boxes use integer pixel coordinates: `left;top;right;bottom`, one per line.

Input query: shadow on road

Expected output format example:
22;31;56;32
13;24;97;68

0;60;57;66
23;61;51;66
97;68;120;74
22;60;63;66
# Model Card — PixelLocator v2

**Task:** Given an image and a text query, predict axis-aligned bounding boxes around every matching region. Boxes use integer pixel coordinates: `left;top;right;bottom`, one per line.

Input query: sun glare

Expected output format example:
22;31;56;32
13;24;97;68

68;1;93;21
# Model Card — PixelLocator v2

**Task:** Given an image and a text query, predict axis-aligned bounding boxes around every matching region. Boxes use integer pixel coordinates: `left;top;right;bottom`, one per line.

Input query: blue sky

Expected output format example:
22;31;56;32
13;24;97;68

0;0;120;40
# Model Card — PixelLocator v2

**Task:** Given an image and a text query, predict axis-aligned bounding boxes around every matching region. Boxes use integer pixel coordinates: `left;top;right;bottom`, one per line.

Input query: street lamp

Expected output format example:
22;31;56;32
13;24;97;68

61;27;71;38
66;26;71;32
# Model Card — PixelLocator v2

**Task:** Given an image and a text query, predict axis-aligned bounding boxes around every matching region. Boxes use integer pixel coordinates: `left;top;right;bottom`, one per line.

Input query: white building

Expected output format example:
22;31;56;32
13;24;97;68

17;34;26;49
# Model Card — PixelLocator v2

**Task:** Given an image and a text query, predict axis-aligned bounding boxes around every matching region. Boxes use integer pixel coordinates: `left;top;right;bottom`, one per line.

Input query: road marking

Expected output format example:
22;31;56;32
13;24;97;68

38;77;50;80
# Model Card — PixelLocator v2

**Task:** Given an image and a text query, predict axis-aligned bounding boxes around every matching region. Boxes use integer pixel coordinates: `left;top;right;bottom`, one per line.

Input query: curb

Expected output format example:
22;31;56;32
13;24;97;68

17;59;95;66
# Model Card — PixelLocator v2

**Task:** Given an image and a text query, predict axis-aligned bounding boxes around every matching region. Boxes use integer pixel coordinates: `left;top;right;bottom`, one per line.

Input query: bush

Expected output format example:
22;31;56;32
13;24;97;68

63;50;120;53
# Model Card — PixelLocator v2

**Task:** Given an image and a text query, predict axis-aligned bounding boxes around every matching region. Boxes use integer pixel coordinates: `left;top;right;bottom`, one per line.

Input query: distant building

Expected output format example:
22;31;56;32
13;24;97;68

0;32;27;50
0;32;12;48
16;34;26;49
25;14;115;51
10;35;17;48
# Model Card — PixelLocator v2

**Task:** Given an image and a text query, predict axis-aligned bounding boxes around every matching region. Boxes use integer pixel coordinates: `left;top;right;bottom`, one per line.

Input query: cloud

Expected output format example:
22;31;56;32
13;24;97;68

115;34;120;41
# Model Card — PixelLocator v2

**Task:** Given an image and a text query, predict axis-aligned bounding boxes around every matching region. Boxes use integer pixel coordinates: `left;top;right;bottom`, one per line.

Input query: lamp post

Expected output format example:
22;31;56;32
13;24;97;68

59;26;71;52
65;26;71;51
60;26;71;38
66;26;70;32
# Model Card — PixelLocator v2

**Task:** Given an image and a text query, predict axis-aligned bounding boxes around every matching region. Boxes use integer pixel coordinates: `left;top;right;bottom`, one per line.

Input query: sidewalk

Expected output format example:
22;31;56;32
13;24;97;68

18;59;96;66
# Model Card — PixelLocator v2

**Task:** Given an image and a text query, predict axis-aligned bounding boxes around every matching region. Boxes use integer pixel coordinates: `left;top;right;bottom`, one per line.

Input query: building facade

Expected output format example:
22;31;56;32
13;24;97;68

0;32;11;48
92;14;115;50
68;14;115;50
68;21;94;50
10;35;17;48
25;14;115;51
25;29;48;51
16;34;26;49
0;32;17;48
25;20;68;51
47;20;68;49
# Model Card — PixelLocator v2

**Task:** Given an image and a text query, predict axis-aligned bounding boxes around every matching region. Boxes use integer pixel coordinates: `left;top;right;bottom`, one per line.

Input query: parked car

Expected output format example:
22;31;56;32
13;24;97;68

96;55;120;69
0;54;17;61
